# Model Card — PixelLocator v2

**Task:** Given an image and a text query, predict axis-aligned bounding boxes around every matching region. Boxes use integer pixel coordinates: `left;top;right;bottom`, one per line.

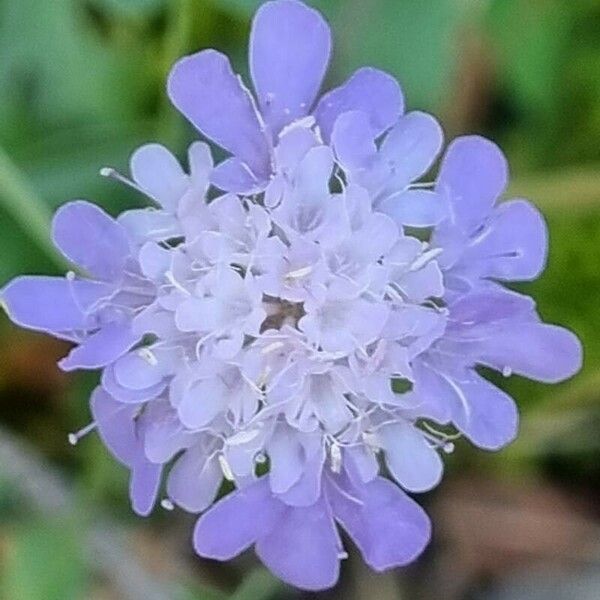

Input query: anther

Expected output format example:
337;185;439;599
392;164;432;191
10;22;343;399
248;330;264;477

285;265;313;280
218;455;235;482
68;422;97;446
160;498;175;511
137;347;158;366
443;442;455;454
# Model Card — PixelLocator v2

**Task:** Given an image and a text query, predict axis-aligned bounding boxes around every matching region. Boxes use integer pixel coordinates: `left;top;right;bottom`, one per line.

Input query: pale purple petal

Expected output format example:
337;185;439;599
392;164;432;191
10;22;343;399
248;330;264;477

250;0;331;134
331;110;378;173
211;157;261;194
177;378;228;429
379;421;443;492
130;458;162;517
168;49;270;178
378;190;448;227
327;474;431;571
380;111;443;190
465;199;548;281
130;144;188;211
113;351;166;390
478;322;583;384
52;201;130;280
450;374;519;450
101;364;166;404
90;386;139;466
268;426;304;494
315;67;404;141
276;437;325;507
1;276;105;336
194;477;284;560
255;495;340;591
118;209;180;244
167;445;222;513
437;136;508;233
59;323;140;371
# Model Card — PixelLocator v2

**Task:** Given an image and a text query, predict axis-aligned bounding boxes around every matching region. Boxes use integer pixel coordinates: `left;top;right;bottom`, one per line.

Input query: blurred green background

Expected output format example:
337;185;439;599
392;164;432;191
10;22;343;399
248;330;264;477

0;0;599;599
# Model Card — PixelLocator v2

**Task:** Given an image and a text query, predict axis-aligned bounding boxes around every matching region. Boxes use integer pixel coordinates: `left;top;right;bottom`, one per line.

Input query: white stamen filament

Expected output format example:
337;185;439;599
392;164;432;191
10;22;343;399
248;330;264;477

68;421;97;446
218;454;235;481
409;247;444;272
285;265;313;280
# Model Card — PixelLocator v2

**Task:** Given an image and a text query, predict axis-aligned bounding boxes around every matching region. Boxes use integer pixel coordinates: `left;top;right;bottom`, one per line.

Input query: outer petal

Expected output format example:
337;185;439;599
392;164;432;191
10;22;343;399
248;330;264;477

90;386;139;466
1;276;105;336
277;436;326;507
130;459;162;517
101;364;166;404
130;144;188;211
478;322;583;384
267;426;304;494
250;0;331;134
168;50;270;178
52;201;130;280
177;378;227;429
194;477;285;560
327;474;431;571
437;136;508;233
466;199;548;281
331;110;378;173
378;190;448;228
450;373;519;450
256;496;340;591
167;445;222;513
380;111;444;191
379;421;443;493
59;323;140;371
314;68;404;141
210;157;261;194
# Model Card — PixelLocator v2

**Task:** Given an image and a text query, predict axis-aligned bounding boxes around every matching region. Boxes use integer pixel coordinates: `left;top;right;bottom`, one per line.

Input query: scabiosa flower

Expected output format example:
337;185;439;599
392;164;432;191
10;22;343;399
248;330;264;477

1;0;582;591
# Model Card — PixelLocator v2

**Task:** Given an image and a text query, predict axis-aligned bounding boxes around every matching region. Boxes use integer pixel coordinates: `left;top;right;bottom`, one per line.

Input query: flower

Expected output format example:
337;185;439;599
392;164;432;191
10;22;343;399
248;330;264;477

0;0;582;591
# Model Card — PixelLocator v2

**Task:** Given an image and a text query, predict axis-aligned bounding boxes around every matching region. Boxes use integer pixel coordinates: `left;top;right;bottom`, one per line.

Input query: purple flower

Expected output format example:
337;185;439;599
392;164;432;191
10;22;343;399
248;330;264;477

167;0;403;193
0;0;583;592
194;468;430;591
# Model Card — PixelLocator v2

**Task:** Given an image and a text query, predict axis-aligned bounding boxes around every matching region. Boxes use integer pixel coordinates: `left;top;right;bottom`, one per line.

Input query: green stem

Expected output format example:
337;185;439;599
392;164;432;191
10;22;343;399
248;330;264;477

0;146;66;270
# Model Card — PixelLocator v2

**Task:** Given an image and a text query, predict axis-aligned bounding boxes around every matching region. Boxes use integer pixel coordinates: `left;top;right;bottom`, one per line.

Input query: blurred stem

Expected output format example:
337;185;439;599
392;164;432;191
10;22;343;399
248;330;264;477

156;0;195;147
0;146;66;269
230;568;284;600
511;163;600;212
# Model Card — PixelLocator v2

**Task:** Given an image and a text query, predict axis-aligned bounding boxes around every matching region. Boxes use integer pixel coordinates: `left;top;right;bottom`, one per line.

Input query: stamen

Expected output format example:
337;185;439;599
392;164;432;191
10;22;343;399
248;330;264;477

285;265;313;280
68;421;97;446
443;442;455;454
261;341;285;355
137;347;158;366
165;271;191;296
330;443;342;473
160;498;175;511
100;167;146;196
218;454;235;481
409;247;444;272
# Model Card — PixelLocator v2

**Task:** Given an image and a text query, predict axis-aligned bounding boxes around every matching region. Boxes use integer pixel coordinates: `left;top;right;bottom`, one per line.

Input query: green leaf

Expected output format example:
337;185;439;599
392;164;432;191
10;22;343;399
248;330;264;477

487;0;573;118
2;518;87;600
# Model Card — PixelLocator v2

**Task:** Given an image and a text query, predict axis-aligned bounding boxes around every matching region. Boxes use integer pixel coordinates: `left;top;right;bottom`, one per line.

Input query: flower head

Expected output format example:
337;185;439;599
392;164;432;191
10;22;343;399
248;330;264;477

1;0;582;591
